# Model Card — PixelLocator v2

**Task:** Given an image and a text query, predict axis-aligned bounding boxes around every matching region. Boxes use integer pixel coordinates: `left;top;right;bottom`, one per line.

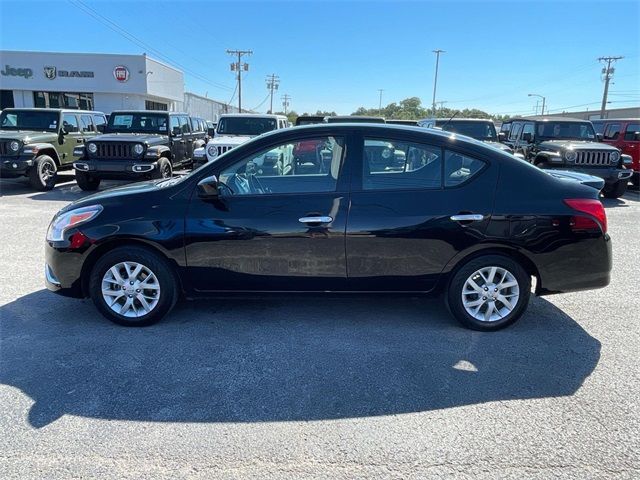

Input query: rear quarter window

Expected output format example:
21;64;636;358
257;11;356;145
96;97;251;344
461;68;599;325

444;151;486;187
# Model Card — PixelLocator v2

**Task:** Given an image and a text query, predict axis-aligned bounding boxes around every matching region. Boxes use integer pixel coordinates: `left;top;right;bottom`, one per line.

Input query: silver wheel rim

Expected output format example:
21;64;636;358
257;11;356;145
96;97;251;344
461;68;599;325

461;266;520;323
101;261;161;318
41;161;55;182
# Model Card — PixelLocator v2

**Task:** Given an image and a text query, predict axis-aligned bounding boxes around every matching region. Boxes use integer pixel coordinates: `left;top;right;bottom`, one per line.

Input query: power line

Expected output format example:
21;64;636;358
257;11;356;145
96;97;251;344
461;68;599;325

227;49;252;111
68;0;233;92
251;93;271;112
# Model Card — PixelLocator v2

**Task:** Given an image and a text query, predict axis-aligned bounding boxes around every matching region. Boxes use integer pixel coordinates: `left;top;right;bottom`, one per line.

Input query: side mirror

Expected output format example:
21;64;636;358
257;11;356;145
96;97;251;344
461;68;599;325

522;132;533;143
596;133;603;142
207;127;216;137
632;132;640;141
60;126;69;135
197;175;219;198
498;132;506;142
172;126;182;136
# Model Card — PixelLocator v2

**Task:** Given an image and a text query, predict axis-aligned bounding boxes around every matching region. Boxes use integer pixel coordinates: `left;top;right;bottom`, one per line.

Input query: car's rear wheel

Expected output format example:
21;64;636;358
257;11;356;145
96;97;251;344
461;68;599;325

29;155;57;191
89;246;178;327
602;180;628;199
75;171;101;191
446;255;531;331
152;158;172;179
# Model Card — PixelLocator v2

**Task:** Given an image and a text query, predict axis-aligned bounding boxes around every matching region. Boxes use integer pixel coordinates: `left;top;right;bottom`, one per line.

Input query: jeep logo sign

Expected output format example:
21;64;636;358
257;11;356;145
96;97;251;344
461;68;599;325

1;65;33;79
113;65;129;82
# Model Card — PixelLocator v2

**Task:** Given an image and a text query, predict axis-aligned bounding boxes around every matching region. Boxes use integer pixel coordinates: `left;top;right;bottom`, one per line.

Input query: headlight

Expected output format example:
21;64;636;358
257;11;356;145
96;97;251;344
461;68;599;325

565;150;577;162
46;205;103;242
134;144;144;155
207;145;218;158
87;142;97;154
9;140;20;152
610;151;620;162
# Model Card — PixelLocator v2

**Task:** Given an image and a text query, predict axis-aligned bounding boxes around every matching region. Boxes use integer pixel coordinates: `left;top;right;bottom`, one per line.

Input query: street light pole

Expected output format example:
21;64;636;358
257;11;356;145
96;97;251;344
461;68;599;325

528;93;546;115
378;89;384;112
431;49;445;117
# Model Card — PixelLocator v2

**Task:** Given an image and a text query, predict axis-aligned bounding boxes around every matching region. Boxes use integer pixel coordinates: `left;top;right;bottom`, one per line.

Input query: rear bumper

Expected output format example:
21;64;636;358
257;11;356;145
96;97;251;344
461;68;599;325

74;159;158;180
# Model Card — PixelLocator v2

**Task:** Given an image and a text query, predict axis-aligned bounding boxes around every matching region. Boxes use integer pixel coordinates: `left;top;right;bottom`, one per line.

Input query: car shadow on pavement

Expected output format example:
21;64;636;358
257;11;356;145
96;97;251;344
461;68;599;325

0;290;600;428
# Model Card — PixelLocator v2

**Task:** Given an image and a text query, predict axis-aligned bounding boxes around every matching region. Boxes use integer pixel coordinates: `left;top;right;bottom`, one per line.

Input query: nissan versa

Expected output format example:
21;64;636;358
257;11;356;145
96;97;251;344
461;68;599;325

45;124;612;331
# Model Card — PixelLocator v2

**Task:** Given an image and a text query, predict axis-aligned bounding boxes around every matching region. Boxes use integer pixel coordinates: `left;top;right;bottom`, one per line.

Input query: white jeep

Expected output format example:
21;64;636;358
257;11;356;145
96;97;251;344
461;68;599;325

192;113;288;168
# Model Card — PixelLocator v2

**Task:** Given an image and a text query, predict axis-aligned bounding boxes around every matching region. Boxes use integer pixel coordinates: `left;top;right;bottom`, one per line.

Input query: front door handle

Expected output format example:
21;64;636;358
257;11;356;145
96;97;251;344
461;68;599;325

450;214;485;222
299;216;333;224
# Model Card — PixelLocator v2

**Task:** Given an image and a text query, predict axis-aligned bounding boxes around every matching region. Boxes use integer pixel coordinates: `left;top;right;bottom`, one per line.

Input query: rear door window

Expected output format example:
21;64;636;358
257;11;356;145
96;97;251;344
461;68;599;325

80;115;94;133
62;114;79;133
509;123;523;141
362;138;442;191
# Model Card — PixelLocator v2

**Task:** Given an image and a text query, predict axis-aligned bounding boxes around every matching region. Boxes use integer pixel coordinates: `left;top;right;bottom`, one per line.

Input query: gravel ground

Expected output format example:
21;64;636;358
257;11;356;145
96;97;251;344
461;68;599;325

1;173;638;479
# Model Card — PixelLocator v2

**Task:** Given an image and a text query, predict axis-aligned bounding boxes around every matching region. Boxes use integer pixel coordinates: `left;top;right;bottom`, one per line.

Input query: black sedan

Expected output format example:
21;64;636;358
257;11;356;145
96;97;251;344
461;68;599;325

45;124;612;331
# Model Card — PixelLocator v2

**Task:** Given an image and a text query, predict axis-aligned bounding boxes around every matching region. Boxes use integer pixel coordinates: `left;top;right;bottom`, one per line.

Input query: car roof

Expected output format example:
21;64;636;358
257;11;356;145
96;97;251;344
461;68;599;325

506;116;589;123
3;107;105;115
434;118;494;123
591;118;639;123
325;116;386;123
109;110;188;115
219;113;287;119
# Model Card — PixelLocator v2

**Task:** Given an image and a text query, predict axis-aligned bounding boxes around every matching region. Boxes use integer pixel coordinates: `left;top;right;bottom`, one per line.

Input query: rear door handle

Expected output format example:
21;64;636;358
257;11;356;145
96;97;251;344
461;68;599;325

299;216;333;224
450;214;485;222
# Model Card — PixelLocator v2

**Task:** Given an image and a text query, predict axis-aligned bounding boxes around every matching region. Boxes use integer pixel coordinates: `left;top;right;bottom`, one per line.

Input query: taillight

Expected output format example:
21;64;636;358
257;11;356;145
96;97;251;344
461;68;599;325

564;199;607;233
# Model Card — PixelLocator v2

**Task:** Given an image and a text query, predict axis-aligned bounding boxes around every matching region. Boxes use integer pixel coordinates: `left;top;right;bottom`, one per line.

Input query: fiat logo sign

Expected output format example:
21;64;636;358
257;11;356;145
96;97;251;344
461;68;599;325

113;65;129;82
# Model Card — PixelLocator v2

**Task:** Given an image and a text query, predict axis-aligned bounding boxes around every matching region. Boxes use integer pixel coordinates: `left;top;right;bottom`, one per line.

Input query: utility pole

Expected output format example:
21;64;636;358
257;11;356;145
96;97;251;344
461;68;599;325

528;93;546;115
378;89;384;111
266;74;280;114
282;94;291;115
431;49;445;117
227;49;252;112
598;56;623;118
437;100;448;111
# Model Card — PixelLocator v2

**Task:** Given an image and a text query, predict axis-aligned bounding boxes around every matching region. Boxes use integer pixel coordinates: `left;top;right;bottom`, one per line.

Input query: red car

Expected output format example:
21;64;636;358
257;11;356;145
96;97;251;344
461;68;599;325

592;119;640;186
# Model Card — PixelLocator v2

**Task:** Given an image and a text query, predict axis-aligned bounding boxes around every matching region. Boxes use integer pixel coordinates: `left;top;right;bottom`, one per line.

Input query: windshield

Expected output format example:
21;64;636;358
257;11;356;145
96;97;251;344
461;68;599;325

536;122;596;140
439;121;497;140
106;113;169;134
217;117;277;135
0;110;59;132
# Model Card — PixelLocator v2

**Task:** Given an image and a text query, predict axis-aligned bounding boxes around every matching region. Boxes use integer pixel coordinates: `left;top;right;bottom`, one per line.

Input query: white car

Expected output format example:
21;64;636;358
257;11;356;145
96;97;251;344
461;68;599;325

193;114;289;168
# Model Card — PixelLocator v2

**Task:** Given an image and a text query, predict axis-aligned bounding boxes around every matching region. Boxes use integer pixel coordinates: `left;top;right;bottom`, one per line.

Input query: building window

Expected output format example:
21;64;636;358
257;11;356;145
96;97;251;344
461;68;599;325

1;90;15;109
33;92;94;110
145;100;168;111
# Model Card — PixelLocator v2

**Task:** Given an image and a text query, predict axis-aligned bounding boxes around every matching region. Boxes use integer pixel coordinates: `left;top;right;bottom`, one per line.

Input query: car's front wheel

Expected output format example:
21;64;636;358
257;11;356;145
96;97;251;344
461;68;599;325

602;180;628;199
446;255;531;331
29;155;57;191
75;171;101;191
89;246;178;326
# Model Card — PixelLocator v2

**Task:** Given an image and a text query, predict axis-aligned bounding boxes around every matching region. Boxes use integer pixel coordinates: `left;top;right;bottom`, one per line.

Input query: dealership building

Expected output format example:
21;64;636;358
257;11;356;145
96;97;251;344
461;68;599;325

0;50;237;120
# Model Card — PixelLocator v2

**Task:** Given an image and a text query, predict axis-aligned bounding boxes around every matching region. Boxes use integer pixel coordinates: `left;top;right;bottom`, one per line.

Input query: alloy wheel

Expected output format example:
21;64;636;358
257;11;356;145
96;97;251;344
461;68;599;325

101;261;161;317
461;266;520;322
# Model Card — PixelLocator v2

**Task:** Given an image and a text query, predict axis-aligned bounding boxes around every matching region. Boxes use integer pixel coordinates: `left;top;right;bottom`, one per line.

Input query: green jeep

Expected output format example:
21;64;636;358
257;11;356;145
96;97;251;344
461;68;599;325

0;108;107;190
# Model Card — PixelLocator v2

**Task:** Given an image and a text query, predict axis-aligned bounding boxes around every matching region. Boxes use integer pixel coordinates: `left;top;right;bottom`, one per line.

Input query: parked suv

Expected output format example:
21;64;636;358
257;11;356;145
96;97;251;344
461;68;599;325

73;111;207;190
591;118;639;186
500;116;632;198
193;114;289;168
0;108;107;190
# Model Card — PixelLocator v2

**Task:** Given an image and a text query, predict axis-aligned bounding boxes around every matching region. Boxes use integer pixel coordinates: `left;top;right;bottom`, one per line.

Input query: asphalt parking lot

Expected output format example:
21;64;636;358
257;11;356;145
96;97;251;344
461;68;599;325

1;173;639;479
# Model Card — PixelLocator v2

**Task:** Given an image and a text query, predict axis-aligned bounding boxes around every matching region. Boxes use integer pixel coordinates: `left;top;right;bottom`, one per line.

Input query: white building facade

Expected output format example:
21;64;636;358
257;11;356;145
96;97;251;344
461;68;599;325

0;50;236;120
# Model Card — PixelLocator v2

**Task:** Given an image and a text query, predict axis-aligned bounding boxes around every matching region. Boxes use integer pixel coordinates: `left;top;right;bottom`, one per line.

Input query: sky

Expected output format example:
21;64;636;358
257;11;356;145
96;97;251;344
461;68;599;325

1;0;638;116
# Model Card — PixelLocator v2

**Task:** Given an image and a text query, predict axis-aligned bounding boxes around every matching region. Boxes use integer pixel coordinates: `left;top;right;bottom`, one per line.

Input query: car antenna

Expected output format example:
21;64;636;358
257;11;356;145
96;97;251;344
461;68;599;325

440;110;459;131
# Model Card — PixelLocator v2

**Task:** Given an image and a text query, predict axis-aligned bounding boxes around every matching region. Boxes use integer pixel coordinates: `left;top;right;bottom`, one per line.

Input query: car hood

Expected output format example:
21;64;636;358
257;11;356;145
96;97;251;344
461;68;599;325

94;133;169;144
544;169;605;190
0;130;57;143
209;135;253;146
538;140;618;151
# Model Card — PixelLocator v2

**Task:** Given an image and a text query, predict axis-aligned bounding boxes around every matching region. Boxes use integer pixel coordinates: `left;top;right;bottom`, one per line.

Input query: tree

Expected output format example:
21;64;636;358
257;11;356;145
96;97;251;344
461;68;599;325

273;110;298;124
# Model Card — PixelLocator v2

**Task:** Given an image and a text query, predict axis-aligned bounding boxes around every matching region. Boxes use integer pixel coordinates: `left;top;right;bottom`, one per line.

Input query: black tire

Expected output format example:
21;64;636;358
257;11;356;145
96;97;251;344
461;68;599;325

152;157;172;179
602;180;628;199
75;171;101;191
89;246;178;327
28;155;57;191
446;254;531;331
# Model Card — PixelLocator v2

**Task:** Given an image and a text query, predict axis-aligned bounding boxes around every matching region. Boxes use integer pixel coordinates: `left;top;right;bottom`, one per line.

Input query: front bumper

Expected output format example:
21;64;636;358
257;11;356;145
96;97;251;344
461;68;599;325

546;164;633;185
44;241;86;298
0;155;34;177
74;159;158;180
